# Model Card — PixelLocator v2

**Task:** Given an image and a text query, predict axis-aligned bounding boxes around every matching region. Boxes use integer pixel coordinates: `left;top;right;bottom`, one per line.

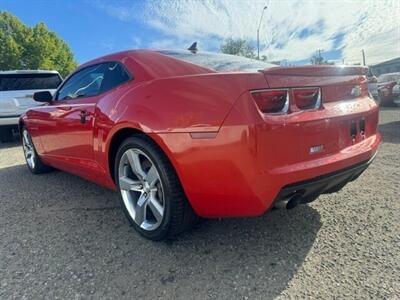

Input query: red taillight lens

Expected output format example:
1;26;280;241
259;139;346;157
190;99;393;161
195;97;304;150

251;89;288;114
293;87;321;109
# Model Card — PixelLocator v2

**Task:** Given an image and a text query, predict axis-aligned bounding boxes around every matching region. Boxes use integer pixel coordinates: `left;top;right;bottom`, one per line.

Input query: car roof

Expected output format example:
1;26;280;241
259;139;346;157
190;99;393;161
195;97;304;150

77;49;215;80
78;49;276;80
0;70;60;75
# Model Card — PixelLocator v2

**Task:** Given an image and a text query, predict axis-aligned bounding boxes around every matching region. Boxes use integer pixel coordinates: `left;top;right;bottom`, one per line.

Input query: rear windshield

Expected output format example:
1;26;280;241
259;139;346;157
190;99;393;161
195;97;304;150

158;50;276;72
0;73;62;91
378;73;400;83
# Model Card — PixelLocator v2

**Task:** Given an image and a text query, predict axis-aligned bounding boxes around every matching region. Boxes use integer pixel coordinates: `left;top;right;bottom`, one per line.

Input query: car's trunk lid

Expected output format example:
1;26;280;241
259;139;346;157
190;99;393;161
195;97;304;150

262;65;369;102
256;65;377;167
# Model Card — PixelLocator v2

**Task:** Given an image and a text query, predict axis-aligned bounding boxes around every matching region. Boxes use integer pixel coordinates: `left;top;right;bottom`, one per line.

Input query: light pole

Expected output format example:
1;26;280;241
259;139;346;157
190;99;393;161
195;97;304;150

361;49;366;66
257;5;268;60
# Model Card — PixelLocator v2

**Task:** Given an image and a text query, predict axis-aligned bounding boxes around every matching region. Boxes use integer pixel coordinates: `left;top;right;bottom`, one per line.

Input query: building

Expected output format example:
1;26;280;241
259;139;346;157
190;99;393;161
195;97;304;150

369;57;400;76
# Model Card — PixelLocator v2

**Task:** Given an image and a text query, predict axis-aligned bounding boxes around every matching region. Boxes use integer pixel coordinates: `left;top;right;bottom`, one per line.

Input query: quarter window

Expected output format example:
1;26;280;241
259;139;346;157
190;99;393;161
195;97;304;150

100;62;131;93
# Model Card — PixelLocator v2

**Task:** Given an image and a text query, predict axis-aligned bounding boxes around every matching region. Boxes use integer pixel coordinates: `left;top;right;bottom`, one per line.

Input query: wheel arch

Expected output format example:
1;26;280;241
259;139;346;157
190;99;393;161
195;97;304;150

106;126;179;185
107;127;143;183
18;119;25;135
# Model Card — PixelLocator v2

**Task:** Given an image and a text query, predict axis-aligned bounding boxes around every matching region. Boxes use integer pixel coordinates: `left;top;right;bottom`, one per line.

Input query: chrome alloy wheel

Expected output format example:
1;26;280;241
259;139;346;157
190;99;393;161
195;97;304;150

22;129;35;170
118;148;165;231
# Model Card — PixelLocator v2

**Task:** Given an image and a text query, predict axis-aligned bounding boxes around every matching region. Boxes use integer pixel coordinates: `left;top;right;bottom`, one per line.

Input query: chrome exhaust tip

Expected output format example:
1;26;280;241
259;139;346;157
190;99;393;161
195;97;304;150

274;192;304;210
273;199;290;209
286;193;303;209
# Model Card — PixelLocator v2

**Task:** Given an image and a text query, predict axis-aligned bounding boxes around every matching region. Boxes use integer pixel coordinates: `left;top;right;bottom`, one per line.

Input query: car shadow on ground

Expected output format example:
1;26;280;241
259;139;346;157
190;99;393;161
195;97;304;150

1;163;321;299
0;140;20;149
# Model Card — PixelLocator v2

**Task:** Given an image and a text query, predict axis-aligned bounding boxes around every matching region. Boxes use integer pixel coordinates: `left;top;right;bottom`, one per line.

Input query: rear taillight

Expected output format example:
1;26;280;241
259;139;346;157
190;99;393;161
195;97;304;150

293;87;321;110
251;89;289;114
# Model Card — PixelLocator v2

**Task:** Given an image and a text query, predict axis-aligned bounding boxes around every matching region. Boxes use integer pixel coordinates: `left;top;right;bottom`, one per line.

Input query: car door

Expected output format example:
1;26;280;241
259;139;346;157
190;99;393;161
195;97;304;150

35;62;132;179
38;63;109;175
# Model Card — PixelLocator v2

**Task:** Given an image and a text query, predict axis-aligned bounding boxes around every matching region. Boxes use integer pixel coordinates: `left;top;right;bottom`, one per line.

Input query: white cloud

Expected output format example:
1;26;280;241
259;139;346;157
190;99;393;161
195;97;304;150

131;36;142;49
100;40;115;51
96;0;400;64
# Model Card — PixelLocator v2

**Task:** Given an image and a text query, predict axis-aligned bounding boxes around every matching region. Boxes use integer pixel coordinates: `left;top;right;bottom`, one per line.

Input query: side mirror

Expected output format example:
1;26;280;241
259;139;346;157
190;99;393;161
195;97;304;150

33;91;53;103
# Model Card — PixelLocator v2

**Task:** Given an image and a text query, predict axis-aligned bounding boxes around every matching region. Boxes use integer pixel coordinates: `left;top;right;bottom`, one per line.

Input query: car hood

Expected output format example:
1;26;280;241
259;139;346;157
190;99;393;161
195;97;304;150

0;89;56;116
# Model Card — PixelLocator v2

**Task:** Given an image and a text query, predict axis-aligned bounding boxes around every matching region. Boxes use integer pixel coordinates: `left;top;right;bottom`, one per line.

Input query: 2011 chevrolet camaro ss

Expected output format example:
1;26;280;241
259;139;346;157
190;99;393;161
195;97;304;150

20;49;381;240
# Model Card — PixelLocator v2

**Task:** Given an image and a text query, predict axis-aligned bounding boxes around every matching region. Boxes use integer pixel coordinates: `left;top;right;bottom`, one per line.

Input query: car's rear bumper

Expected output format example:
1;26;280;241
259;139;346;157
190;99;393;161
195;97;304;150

273;151;377;207
0;116;20;126
156;131;380;218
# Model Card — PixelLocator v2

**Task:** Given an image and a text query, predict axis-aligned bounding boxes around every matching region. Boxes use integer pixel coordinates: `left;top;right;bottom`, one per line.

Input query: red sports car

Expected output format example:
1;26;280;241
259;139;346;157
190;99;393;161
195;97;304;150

20;50;381;240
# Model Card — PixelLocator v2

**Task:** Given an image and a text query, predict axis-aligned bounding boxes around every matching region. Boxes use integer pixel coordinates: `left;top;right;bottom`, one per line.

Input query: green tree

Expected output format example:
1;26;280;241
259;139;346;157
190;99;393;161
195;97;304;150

220;38;256;59
0;33;21;69
0;11;77;77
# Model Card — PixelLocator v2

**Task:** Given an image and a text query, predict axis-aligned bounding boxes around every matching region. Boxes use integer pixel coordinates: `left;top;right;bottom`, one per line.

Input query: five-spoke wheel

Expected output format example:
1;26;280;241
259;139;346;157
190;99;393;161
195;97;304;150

115;135;196;240
22;129;36;170
21;127;51;174
119;148;165;231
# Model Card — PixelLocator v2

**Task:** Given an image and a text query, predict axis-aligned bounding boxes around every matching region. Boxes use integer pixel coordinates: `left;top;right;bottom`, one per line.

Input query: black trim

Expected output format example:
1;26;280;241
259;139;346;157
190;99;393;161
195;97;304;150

0;115;20;118
274;152;377;204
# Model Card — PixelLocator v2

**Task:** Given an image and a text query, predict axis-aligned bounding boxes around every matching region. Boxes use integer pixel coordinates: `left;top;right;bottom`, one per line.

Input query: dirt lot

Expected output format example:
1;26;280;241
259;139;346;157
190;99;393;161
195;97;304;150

0;108;399;299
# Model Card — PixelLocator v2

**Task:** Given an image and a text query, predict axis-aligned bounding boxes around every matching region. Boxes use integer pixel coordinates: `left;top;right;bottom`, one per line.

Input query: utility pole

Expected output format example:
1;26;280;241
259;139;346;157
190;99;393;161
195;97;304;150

361;49;366;66
257;5;268;60
315;49;324;65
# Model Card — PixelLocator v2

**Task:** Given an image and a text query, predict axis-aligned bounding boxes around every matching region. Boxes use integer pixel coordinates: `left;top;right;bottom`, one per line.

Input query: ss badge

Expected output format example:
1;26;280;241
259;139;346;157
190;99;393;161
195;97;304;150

309;144;324;154
351;85;362;97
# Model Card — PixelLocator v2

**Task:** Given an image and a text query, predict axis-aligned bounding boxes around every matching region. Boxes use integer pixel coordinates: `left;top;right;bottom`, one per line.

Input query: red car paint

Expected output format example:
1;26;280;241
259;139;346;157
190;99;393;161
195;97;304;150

20;50;381;217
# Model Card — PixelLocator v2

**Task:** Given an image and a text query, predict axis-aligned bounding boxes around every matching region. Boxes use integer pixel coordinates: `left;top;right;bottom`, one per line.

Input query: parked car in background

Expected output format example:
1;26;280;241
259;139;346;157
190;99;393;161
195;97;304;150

0;70;62;142
392;82;400;106
367;75;378;101
377;72;400;106
20;50;380;240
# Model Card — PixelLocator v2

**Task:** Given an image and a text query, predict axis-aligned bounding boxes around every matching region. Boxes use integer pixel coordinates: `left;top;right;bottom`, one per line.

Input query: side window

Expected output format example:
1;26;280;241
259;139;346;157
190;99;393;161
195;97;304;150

100;62;131;93
57;64;107;100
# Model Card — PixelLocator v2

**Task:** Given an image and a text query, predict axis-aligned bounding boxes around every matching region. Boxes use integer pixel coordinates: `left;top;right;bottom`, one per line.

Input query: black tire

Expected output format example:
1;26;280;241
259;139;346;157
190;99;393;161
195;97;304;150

21;127;52;174
114;135;197;240
0;127;14;143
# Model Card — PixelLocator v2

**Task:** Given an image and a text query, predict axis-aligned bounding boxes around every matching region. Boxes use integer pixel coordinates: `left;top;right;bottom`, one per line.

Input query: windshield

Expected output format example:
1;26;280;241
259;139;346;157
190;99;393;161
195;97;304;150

378;73;400;83
158;50;276;72
0;73;62;91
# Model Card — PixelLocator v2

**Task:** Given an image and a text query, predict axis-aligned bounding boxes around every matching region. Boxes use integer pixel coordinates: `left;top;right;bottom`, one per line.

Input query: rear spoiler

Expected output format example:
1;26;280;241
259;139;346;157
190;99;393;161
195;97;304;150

261;65;368;76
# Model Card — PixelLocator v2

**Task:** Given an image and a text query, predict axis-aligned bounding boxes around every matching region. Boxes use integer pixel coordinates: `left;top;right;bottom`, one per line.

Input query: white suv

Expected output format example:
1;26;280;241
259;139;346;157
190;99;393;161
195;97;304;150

0;70;62;142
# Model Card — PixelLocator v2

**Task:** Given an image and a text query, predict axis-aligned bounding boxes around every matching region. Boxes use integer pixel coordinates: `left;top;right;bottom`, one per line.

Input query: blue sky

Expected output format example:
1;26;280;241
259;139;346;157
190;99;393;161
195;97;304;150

1;0;399;66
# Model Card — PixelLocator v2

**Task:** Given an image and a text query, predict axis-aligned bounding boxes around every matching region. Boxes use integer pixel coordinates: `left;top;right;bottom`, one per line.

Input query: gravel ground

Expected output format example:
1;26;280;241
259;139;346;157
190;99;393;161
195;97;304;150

0;108;399;299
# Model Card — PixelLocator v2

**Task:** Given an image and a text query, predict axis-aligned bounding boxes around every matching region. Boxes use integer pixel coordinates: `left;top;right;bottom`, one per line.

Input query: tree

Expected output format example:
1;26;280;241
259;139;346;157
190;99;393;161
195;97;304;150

220;38;256;59
0;11;77;77
310;53;324;65
310;51;334;65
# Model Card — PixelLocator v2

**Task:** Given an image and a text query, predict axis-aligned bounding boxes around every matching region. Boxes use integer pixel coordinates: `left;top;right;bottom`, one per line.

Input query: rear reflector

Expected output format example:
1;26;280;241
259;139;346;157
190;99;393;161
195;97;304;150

293;87;321;110
251;89;289;114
